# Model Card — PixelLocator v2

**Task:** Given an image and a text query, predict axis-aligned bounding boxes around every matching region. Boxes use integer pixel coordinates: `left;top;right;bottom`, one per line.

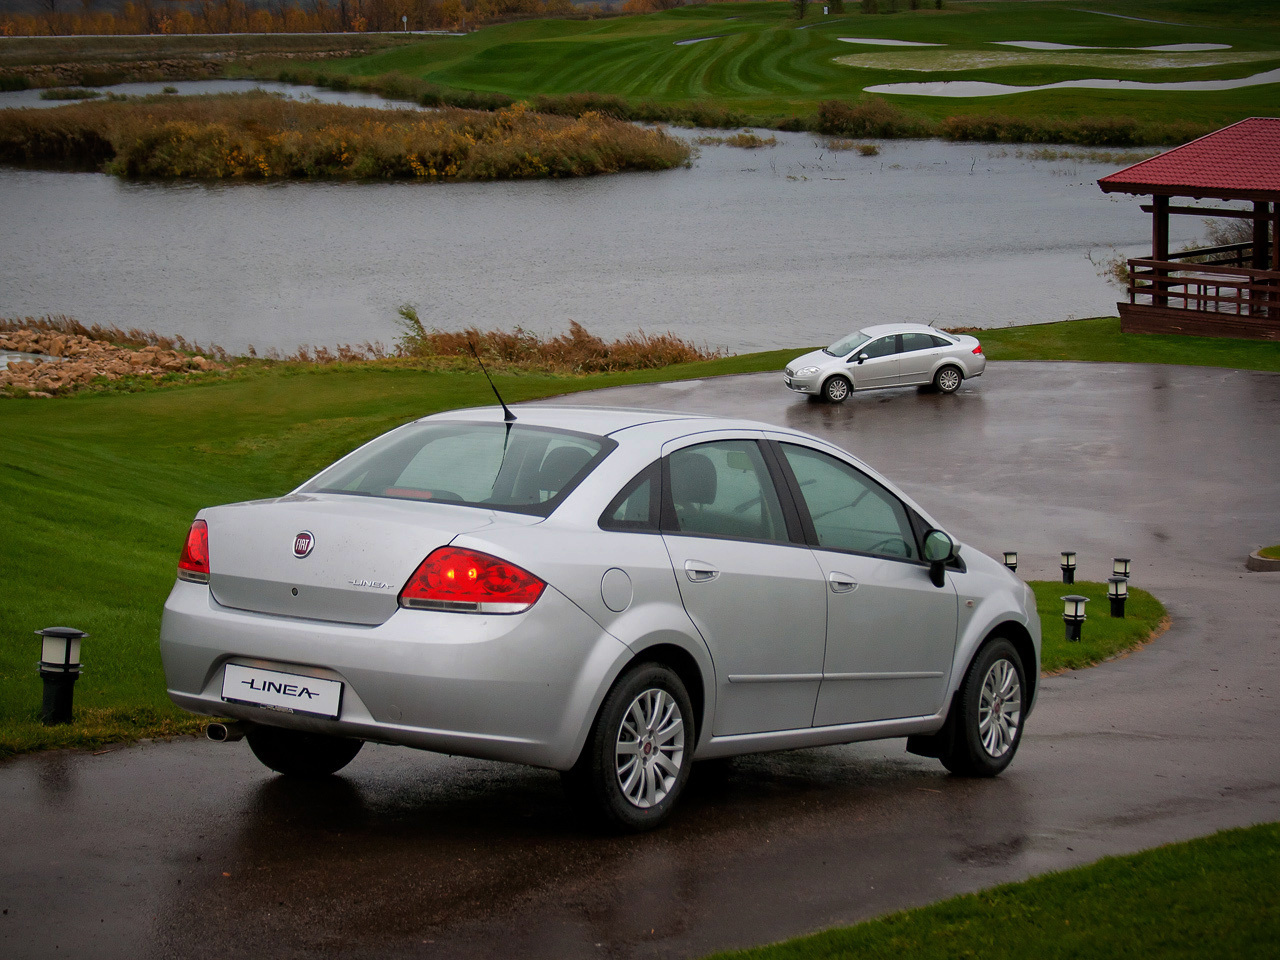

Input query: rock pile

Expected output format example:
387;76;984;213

1;328;221;397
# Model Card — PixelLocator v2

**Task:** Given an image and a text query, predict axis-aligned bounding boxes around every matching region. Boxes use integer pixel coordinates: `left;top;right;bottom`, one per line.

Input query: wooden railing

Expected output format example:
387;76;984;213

1126;259;1280;316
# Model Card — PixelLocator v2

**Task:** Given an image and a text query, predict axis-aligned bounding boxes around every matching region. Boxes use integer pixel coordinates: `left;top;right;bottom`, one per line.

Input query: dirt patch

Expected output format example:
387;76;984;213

0;328;222;396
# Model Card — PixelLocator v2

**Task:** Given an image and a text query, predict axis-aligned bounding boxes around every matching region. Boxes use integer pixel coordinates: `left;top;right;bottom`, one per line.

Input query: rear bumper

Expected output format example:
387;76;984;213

160;580;631;769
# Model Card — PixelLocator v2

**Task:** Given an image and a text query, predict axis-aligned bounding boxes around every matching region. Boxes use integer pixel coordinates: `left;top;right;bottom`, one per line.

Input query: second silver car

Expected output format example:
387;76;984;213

784;323;987;402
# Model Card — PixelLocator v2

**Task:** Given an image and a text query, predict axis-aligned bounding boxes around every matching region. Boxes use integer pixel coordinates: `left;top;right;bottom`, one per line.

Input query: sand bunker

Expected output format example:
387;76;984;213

993;41;1230;52
836;37;944;46
835;50;1275;71
865;65;1280;97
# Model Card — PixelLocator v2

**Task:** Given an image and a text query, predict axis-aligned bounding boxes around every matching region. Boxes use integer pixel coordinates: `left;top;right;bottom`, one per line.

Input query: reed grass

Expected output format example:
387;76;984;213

38;87;101;101
0;91;691;181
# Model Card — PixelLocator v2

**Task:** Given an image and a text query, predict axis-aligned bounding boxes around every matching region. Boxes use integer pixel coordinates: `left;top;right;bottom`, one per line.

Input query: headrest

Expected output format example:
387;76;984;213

671;452;717;506
539;445;593;493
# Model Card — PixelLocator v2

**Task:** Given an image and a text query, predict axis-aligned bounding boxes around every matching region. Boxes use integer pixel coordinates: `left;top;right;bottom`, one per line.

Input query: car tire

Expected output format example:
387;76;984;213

822;376;852;403
938;638;1025;777
246;726;363;778
563;662;694;832
934;366;963;394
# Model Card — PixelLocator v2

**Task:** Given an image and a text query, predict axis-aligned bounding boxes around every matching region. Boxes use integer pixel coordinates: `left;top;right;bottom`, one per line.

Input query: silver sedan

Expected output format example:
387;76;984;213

161;405;1038;830
784;323;987;402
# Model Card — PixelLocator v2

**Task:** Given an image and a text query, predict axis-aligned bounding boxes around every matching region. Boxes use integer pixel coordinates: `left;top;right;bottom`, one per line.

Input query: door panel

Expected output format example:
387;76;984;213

776;442;958;725
897;332;942;386
660;438;827;737
849;335;899;389
810;551;958;725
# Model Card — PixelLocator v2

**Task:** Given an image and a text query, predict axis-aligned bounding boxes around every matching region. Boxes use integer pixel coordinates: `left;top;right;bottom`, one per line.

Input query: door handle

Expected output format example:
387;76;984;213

684;560;719;583
828;572;858;594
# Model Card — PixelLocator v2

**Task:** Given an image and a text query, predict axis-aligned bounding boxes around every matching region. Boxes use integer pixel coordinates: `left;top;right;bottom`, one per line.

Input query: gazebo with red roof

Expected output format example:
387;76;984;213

1098;117;1280;340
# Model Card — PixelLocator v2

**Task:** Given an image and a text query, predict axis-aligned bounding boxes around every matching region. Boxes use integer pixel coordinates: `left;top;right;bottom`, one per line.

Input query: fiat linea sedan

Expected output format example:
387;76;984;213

784;323;987;402
161;405;1039;831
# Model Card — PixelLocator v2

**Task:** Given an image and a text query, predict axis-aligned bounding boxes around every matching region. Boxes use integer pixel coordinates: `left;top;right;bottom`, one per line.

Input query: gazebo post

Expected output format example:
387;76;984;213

1152;195;1170;307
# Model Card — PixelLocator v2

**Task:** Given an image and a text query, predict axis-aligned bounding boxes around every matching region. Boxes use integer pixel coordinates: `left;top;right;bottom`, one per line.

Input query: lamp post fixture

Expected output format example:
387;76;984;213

1112;557;1132;579
1002;550;1018;572
35;626;87;726
1060;551;1077;585
1107;576;1129;618
1061;595;1088;643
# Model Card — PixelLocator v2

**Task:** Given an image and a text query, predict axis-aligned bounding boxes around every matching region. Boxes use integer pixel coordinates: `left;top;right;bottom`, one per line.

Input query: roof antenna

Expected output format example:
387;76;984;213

468;339;516;422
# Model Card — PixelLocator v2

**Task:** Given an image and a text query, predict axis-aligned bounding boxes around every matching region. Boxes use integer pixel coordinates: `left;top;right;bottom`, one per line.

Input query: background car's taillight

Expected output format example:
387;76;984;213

972;344;984;355
399;546;546;614
178;520;210;583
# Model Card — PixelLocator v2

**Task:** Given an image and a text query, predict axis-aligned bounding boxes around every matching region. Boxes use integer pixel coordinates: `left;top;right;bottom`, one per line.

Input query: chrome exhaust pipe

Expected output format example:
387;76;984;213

206;720;252;742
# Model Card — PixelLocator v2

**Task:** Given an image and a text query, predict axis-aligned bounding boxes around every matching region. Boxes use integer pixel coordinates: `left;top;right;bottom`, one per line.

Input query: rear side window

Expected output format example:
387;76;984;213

901;332;937;353
300;422;613;517
662;440;789;543
600;463;660;532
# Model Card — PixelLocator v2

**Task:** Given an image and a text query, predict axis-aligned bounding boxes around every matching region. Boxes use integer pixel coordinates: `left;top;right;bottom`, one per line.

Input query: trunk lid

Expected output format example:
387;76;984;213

203;494;539;626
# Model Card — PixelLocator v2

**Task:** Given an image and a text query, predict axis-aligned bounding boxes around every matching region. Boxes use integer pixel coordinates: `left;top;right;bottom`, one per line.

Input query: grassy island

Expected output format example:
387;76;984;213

0;91;691;180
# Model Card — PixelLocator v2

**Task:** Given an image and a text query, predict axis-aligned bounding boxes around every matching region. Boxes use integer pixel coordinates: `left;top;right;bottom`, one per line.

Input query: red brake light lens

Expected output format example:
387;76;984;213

972;344;984;355
178;520;210;583
399;547;546;614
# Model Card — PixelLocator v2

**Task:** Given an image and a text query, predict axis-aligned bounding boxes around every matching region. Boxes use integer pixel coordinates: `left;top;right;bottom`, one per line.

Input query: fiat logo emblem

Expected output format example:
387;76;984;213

293;531;315;558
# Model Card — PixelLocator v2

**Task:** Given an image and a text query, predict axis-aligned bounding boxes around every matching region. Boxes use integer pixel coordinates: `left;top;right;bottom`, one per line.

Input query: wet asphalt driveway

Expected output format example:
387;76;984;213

3;361;1279;959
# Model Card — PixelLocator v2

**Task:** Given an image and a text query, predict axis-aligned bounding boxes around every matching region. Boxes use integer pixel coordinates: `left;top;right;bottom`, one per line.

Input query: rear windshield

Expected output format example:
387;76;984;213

824;332;871;357
299;421;614;516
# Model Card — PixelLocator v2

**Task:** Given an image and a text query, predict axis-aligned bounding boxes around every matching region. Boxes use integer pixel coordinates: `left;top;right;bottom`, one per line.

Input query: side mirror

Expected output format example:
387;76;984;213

857;353;869;364
922;529;956;587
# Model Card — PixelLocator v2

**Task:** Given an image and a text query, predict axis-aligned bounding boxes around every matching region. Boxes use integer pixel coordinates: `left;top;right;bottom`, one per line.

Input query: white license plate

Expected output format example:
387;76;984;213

222;664;343;719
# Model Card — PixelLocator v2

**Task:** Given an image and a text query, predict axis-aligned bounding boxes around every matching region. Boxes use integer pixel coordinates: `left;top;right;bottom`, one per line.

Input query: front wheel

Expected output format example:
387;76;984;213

934;366;963;394
823;376;852;403
939;638;1025;776
563;663;694;831
246;726;363;778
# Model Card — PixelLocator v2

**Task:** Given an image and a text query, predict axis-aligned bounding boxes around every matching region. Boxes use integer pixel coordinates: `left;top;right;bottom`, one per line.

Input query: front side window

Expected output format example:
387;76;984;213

300;422;611;516
859;336;899;360
664;440;789;543
779;444;917;560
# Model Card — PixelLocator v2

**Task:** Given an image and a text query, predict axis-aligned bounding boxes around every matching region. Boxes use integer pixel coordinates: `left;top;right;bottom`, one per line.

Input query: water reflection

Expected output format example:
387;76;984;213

0;81;1207;353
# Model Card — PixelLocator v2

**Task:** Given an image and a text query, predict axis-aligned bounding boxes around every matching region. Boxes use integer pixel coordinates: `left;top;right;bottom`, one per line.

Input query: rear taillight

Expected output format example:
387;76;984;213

972;344;984;355
399;546;546;615
178;520;210;584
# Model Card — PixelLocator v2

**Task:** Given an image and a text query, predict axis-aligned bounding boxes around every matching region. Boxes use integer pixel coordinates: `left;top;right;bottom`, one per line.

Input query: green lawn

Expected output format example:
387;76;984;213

974;317;1280;372
704;821;1280;960
308;0;1280;129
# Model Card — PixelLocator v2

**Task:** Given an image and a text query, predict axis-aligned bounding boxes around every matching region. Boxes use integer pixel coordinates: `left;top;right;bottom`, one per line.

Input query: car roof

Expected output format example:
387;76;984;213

425;404;770;438
856;322;953;338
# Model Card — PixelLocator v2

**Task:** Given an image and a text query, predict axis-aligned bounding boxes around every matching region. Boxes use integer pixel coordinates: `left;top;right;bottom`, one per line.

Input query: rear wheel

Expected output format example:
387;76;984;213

563;663;694;832
939;638;1025;776
246;726;363;778
823;376;852;403
934;366;963;394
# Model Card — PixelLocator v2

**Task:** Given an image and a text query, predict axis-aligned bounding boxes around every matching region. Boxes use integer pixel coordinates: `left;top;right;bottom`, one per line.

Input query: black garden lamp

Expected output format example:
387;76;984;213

1002;550;1018;572
1060;551;1077;584
1107;576;1129;618
1112;557;1132;579
1061;595;1088;643
35;626;87;726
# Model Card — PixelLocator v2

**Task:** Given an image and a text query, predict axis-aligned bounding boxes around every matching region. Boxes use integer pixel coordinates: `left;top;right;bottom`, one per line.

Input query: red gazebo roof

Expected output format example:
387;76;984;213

1098;117;1280;203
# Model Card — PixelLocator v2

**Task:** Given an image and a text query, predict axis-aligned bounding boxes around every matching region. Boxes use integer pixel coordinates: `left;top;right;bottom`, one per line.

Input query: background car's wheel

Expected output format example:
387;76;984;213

938;638;1025;776
246;726;363;777
563;662;694;832
823;376;852;403
934;366;963;394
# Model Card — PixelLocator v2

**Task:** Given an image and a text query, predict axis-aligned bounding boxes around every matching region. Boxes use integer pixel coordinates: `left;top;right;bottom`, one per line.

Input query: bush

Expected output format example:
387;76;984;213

816;97;936;138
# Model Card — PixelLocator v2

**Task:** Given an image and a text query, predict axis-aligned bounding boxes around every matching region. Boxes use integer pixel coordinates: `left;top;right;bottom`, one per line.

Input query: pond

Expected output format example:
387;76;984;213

0;81;1209;355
